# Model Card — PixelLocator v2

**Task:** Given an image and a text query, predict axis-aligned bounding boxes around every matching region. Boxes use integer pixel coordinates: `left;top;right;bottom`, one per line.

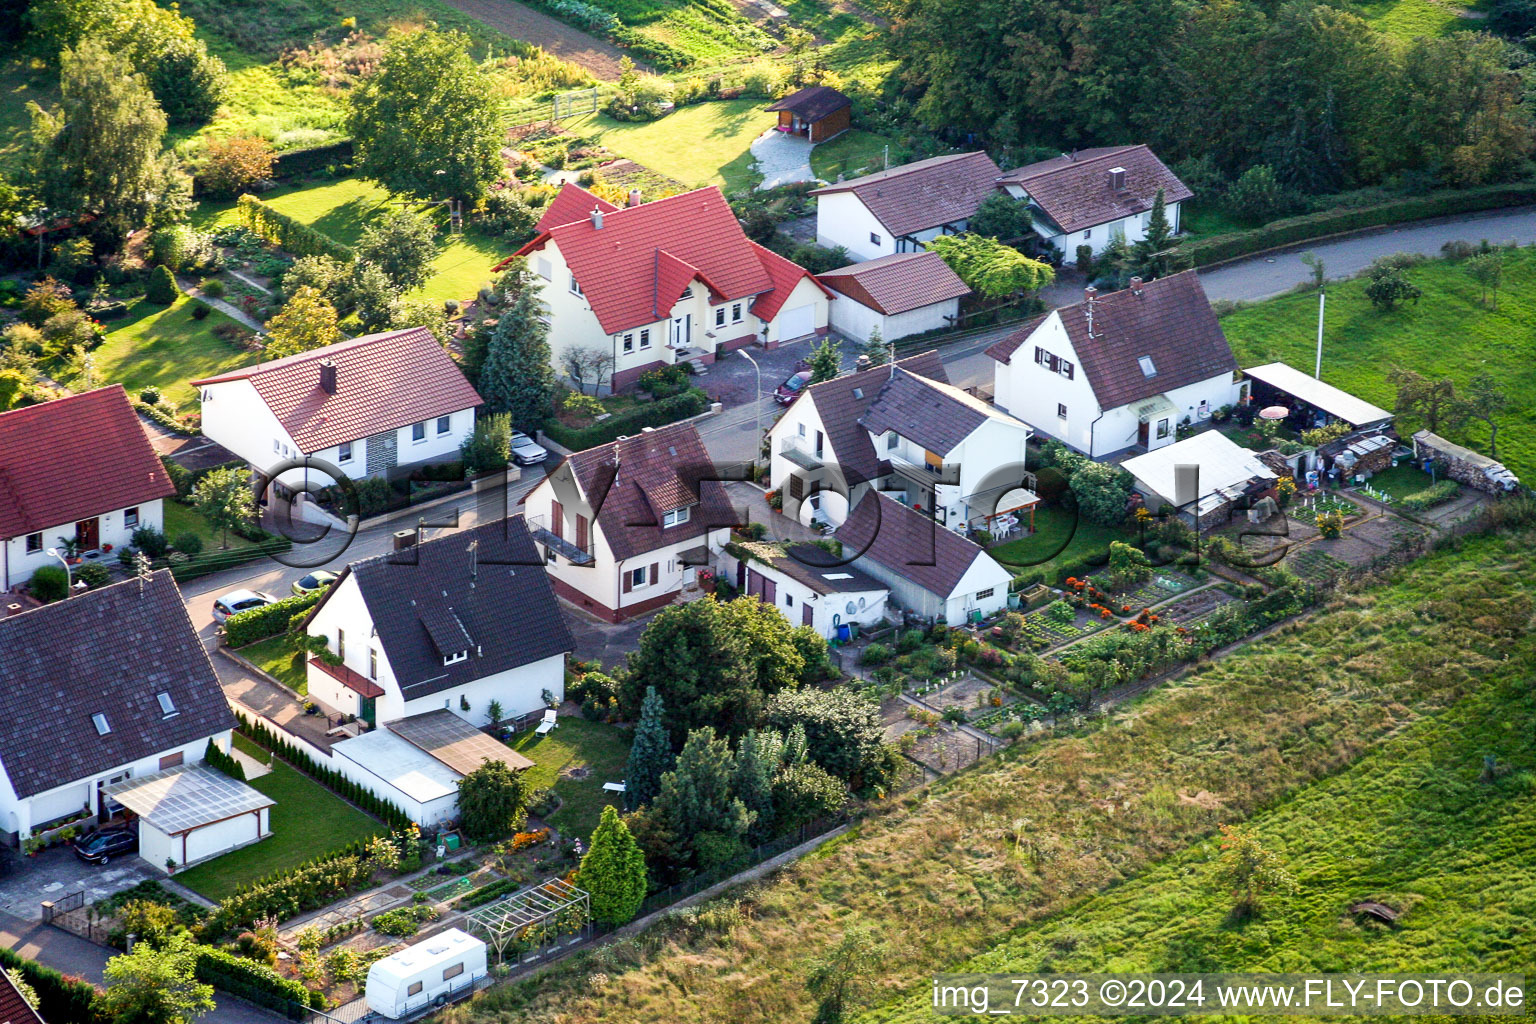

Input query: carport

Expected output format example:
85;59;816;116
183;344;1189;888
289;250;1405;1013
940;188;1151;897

103;764;273;873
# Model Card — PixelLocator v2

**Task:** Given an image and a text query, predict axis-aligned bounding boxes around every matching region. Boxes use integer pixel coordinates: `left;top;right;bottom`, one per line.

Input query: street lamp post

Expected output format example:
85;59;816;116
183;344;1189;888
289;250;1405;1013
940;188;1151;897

739;349;763;476
44;546;72;597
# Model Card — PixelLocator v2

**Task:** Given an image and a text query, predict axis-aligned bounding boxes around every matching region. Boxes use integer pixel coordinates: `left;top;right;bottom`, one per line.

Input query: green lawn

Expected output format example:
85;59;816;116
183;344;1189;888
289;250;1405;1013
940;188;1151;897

1179;200;1249;240
808;129;912;183
571;99;776;192
1348;0;1478;40
162;500;264;555
92;296;256;408
1365;462;1442;501
174;757;382;900
1221;247;1536;484
986;504;1130;580
239;634;309;693
509;717;632;843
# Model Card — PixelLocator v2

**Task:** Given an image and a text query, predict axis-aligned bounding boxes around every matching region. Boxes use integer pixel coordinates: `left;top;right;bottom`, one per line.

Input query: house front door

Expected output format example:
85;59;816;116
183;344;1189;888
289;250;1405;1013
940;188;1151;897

1137;420;1150;448
358;696;376;728
670;315;691;349
802;603;814;627
75;517;99;551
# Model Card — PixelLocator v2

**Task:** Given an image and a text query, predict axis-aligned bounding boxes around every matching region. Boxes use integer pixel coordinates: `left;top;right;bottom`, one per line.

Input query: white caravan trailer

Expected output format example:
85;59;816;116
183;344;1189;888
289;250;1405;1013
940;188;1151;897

365;928;488;1019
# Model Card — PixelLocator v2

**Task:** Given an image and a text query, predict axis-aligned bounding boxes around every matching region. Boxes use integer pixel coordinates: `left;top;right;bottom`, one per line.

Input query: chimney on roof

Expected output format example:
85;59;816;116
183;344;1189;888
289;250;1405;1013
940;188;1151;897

591;206;604;230
1129;276;1144;296
1084;285;1098;338
1109;166;1127;192
319;359;337;394
627;189;642;208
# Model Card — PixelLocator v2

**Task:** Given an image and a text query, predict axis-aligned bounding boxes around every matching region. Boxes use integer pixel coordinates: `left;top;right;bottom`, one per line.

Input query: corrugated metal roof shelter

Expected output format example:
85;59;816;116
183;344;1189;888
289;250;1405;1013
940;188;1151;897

1121;431;1277;517
104;763;273;835
1243;363;1392;428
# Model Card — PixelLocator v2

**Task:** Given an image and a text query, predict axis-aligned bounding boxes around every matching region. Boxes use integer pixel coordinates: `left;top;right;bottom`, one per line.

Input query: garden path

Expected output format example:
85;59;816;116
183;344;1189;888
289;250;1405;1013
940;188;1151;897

177;273;264;331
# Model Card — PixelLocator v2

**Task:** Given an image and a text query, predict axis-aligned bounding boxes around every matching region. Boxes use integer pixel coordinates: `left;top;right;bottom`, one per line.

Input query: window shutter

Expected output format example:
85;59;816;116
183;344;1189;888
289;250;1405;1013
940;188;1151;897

1061;360;1074;379
623;571;633;594
576;514;589;554
551;499;563;541
649;562;659;586
1034;346;1046;366
1048;354;1060;372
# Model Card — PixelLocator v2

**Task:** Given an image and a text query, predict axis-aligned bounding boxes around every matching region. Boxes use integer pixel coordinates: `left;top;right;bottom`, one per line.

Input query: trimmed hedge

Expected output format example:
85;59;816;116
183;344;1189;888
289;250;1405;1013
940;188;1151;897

236;712;413;830
195;946;320;1020
0;946;98;1024
542;388;709;451
1179;182;1536;267
271;139;354;179
224;589;325;647
208;845;377;933
134;399;196;435
1400;479;1460;512
237;194;355;264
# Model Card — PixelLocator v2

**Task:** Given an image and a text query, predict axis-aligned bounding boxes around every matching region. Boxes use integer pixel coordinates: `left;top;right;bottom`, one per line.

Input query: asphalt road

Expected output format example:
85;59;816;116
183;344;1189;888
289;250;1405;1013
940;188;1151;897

1195;205;1536;303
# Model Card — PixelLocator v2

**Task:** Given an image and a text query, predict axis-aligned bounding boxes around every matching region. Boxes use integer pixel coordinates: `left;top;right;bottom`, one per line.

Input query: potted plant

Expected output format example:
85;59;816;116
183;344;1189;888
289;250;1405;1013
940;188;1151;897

102;543;113;553
23;837;42;857
165;857;178;875
56;536;83;563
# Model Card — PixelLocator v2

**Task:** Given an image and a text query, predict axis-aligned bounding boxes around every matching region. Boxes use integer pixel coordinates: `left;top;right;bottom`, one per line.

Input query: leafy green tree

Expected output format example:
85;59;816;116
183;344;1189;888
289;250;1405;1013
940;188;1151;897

807;335;841;384
575;805;647;926
764;688;889;791
191;465;254;549
730;729;779;843
926;233;1053;300
625;686;674;811
389;296;451;346
1449;372;1509;459
200;135;275;199
771;760;846;832
356;209;438;293
347;263;400;334
968;192;1032;241
1300;251;1326;291
1465;252;1503;308
458;412;512;475
1215;822;1296;918
280;255;349;306
805;926;883;1024
347;29;502;202
1388;367;1456;432
1069;461;1133;526
99;933;215;1024
264;286;341;359
1223;165;1293;223
1106;540;1151;588
27;40;189;245
145;264;179;305
1363;264;1421;311
147;35;227;124
477;282;555;432
620;597;808;746
456;760;531;841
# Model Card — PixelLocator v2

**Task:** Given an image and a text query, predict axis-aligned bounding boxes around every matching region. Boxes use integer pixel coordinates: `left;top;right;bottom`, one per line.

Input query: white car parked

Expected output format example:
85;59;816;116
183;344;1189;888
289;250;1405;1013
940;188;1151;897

212;589;278;623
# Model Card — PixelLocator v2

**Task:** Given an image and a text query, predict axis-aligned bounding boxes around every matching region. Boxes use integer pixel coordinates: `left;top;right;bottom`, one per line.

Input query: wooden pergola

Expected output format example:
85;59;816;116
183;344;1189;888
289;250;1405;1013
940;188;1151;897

463;877;591;963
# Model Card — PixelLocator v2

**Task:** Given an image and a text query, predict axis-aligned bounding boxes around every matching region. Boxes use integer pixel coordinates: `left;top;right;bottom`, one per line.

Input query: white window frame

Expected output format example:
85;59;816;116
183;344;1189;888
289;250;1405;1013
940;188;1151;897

569;274;582;296
92;713;111;736
1057;403;1068;419
156;692;177;717
715;307;726;328
731;303;743;323
443;650;468;666
870;232;882;246
412;421;427;443
369;647;378;680
622;333;635;353
338;441;353;463
629;566;649;589
1156;417;1171;440
25;532;42;553
662;506;692;528
886;431;899;450
437;415;451;436
124;506;139;529
976;587;995;600
1083;228;1092;240
639;328;651;349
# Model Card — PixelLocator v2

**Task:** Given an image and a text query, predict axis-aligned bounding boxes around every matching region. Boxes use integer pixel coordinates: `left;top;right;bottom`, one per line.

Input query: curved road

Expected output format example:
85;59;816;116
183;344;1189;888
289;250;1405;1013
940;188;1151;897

1195;205;1536;303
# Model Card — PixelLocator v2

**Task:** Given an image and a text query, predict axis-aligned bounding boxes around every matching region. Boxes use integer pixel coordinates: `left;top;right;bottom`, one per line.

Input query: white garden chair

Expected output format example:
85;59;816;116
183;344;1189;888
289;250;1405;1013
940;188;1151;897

535;708;559;735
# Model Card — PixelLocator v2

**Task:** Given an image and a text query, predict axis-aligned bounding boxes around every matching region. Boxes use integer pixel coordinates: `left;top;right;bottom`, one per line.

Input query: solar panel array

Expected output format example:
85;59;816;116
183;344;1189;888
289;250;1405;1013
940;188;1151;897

103;764;273;834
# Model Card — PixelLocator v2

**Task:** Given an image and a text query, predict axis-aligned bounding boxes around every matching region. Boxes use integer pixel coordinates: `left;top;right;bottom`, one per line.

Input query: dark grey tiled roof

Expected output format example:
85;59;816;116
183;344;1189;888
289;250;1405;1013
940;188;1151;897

319;517;574;701
987;271;1236;410
809;152;1004;237
0;571;233;800
998;145;1193;234
824;491;991;598
800;351;949;484
766;85;851;122
858;368;991;455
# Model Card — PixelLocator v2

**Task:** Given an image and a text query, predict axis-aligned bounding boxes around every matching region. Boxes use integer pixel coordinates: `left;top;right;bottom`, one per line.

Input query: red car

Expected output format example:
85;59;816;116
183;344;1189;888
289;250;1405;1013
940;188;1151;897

773;369;813;406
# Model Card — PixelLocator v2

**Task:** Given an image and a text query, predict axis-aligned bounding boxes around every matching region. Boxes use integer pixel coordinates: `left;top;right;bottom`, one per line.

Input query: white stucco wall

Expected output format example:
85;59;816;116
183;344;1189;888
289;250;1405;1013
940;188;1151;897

815;192;893;261
940;553;1013;624
716;549;888;639
1001;185;1183;257
146;806;270;872
3;499;164;589
828;294;959;345
198;378;300;477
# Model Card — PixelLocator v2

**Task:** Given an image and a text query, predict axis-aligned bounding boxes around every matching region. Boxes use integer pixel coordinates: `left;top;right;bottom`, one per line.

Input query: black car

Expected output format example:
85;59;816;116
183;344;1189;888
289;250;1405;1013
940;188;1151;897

74;827;137;865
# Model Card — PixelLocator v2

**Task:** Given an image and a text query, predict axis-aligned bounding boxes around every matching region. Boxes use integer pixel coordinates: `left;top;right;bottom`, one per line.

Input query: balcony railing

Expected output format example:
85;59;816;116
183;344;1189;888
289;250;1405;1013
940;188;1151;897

527;514;594;565
779;434;825;470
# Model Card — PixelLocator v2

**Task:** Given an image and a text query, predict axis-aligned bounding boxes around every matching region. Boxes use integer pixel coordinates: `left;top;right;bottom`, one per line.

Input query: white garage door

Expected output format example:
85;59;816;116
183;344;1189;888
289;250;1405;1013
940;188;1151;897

778;304;815;340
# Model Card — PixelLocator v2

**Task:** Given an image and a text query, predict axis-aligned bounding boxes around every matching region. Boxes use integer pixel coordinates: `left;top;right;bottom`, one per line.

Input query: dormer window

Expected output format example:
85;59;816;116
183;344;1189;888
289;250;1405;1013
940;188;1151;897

443;650;468;666
157;692;177;717
662;506;692;528
1138;355;1157;377
92;713;111;736
886;431;899;450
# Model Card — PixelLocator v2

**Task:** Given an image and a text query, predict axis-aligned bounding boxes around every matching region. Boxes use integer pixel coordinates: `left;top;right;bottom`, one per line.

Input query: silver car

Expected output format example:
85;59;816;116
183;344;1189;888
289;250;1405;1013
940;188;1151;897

212;589;278;623
510;430;549;466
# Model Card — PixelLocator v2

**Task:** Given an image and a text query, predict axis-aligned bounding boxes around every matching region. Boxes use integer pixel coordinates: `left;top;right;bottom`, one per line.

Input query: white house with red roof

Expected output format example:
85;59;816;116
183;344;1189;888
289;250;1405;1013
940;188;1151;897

0;386;175;589
505;184;831;391
192;327;483;493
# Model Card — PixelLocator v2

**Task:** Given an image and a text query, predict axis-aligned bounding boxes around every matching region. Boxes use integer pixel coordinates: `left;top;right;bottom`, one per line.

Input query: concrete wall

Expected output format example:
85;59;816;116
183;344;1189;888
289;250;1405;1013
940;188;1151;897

3;499;164;589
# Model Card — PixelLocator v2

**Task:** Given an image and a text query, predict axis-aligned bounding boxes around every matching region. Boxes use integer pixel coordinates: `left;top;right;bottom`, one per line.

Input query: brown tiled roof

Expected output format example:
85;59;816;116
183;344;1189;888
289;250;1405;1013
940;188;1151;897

0;386;174;540
797;351;948;484
986;271;1236;411
817;251;970;315
566;421;734;561
0;966;44;1024
0;571;233;800
191;327;482;453
998;145;1192;234
823;491;992;598
809;152;1004;238
858;368;995;455
771;545;886;595
308;657;385;699
388;708;534;773
766;85;851;122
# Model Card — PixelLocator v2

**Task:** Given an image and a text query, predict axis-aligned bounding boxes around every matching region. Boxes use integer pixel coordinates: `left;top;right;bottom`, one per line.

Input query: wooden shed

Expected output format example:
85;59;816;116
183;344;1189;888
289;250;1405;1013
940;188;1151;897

767;86;852;143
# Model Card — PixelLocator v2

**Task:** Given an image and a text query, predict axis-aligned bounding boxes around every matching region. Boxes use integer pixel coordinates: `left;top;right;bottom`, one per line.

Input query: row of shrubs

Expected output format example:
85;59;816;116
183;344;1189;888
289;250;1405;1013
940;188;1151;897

208;846;380;936
194;946;322;1019
236;194;355;264
1179;182;1536;266
542;388;710;450
236;712;414;831
0;946;99;1024
1399;479;1461;512
223;589;326;647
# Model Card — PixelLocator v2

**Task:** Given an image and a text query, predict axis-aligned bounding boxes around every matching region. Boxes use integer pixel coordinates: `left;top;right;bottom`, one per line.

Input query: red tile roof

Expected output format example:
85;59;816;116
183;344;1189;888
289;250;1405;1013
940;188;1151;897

534;182;617;236
0;956;44;1024
997;145;1192;234
750;241;834;321
513;187;822;335
809;152;1004;238
0;386;174;540
986;271;1236;410
191;328;482;453
817;251;970;315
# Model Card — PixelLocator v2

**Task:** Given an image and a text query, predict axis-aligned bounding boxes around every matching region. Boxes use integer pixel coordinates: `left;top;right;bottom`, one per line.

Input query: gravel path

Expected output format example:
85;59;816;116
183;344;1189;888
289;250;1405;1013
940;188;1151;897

432;0;631;80
751;129;815;189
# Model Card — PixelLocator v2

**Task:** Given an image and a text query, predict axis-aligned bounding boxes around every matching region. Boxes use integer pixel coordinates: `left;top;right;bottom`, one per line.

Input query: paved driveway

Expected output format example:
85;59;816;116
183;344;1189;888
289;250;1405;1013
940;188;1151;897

0;846;155;923
751;129;815;189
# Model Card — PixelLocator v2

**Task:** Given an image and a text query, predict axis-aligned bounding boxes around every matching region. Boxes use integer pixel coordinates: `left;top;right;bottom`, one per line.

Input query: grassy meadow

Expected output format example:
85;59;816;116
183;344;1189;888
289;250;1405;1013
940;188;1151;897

1221;246;1536;483
566;98;776;190
446;513;1536;1023
91;296;256;407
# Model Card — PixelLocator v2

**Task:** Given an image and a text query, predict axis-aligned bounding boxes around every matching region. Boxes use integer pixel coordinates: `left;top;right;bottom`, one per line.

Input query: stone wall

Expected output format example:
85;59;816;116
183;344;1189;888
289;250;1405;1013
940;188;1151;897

1412;430;1520;494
